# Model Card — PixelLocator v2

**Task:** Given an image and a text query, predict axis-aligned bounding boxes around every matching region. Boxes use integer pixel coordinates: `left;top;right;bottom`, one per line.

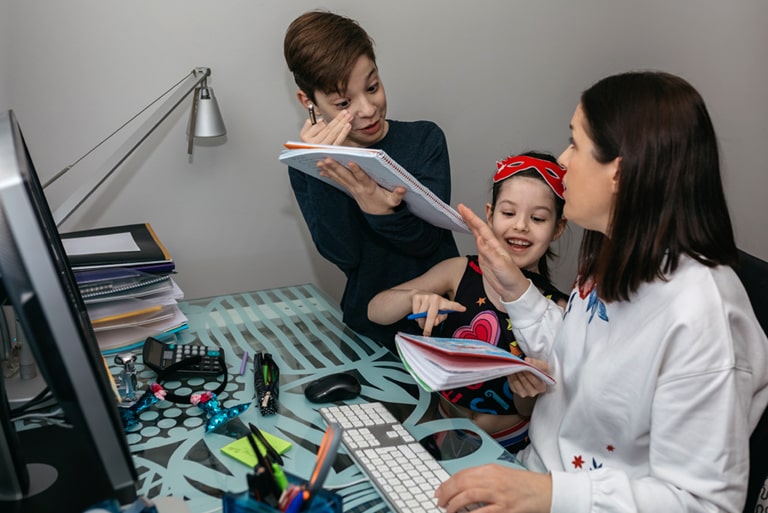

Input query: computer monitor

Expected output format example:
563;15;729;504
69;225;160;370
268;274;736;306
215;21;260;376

0;110;138;512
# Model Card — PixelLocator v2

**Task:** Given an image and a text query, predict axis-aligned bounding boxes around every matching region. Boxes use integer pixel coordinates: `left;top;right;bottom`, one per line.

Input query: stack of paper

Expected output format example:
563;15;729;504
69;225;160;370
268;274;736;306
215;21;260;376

61;223;188;354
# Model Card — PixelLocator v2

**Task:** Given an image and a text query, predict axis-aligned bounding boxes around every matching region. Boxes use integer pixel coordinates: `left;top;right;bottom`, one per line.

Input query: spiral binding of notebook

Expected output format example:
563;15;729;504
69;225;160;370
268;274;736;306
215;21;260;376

79;273;171;300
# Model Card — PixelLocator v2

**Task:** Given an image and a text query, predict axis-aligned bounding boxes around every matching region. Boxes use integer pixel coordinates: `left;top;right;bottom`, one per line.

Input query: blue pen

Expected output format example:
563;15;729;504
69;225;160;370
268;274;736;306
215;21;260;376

407;309;456;320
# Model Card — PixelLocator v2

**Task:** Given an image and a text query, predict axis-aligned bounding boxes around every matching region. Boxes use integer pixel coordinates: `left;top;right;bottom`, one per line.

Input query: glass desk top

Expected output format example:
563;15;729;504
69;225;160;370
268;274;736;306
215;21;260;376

119;284;520;513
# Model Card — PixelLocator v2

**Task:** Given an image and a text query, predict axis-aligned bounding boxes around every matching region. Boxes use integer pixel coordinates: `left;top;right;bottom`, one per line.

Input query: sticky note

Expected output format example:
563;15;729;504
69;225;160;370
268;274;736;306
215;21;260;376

221;431;292;467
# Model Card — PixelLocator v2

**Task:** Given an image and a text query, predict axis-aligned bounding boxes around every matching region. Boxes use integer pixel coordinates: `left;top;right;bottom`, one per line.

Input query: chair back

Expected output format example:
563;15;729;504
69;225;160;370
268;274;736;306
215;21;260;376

736;250;768;513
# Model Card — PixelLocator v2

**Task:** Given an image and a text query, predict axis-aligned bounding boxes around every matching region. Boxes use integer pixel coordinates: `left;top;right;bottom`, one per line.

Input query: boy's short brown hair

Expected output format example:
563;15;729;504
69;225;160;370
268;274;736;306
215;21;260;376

284;10;376;102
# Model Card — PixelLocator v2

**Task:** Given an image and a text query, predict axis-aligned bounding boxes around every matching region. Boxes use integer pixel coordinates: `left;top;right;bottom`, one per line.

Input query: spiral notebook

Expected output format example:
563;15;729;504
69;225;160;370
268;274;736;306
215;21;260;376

279;142;470;234
394;332;556;392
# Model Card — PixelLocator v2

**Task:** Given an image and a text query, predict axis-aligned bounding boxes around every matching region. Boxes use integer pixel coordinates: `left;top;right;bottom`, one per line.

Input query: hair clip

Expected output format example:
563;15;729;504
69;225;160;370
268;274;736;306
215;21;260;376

494;155;566;199
119;383;167;431
192;391;250;433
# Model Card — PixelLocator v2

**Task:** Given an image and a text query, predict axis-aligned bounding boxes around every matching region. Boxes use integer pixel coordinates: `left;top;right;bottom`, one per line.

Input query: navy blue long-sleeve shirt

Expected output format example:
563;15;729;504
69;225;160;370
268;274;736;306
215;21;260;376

288;120;459;350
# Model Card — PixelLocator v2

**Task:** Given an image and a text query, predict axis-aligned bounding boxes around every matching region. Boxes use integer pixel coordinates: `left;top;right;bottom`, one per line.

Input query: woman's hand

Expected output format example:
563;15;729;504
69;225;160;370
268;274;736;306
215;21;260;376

435;464;552;513
509;358;550;398
458;204;528;302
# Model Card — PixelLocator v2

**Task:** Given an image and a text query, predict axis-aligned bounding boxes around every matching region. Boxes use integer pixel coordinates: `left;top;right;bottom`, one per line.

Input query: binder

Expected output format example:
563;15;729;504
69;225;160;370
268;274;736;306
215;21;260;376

279;142;470;234
61;222;175;272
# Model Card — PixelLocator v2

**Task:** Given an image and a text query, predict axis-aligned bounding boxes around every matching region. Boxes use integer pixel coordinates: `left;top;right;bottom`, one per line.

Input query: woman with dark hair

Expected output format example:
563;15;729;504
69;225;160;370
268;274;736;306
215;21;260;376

435;71;768;513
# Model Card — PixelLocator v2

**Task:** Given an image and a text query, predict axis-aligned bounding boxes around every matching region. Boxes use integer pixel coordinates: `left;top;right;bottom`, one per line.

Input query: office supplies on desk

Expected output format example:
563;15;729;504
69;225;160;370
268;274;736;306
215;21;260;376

222;473;342;513
76;268;173;301
240;352;249;375
394;331;556;392
89;301;167;329
319;402;450;513
142;336;225;376
254;352;279;415
96;305;189;354
279;142;470;234
220;430;292;469
61;222;175;272
304;373;361;404
248;422;284;466
279;422;343;513
245;429;282;507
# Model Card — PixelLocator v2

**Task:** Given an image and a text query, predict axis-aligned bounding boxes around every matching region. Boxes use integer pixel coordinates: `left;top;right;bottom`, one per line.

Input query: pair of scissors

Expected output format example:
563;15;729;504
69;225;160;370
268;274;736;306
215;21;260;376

248;422;288;491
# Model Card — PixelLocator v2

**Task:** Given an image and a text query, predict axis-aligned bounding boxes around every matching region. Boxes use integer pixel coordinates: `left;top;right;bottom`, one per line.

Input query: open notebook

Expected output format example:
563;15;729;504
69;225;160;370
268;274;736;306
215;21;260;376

279;142;470;234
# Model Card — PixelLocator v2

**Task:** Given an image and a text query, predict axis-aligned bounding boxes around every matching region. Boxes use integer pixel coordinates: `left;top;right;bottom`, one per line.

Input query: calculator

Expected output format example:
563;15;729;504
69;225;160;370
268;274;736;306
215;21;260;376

142;336;225;376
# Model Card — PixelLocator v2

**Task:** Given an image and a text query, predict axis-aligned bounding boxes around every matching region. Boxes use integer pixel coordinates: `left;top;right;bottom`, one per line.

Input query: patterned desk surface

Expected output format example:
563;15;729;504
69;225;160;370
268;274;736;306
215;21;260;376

124;284;520;512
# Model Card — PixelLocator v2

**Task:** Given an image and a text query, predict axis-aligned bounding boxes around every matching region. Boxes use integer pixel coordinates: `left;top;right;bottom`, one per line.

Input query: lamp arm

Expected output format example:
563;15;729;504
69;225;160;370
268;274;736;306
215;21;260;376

52;67;212;228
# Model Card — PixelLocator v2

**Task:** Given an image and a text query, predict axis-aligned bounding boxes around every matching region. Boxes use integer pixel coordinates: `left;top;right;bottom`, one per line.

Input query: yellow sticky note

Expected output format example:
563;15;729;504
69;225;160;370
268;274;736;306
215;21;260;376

221;431;292;468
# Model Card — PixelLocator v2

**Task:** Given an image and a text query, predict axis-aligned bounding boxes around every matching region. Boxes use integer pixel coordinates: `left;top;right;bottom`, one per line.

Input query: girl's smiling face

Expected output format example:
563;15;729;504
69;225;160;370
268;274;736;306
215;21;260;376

486;175;566;273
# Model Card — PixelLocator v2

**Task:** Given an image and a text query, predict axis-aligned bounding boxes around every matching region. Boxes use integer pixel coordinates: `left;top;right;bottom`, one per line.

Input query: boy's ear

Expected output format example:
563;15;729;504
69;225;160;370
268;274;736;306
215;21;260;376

296;90;313;108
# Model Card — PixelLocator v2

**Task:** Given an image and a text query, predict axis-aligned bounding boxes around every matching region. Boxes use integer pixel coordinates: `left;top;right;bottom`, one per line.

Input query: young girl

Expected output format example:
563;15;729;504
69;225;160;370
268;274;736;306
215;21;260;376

368;152;568;451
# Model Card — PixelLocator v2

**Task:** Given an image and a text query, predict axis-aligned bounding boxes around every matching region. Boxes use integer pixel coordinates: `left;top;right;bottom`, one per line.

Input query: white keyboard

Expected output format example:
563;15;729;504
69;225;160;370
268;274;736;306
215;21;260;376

319;402;450;513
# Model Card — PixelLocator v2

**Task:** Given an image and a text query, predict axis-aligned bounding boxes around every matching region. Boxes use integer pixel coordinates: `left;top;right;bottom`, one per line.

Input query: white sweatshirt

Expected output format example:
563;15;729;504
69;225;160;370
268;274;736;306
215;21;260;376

503;256;768;513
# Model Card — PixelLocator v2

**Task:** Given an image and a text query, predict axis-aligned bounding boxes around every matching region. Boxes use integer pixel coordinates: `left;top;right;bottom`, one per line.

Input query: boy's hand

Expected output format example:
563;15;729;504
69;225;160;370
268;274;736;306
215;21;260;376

316;158;407;214
299;110;352;146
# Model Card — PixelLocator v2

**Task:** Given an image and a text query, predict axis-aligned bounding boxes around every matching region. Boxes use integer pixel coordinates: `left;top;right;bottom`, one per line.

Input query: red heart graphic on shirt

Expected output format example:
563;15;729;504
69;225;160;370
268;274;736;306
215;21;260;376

453;311;500;345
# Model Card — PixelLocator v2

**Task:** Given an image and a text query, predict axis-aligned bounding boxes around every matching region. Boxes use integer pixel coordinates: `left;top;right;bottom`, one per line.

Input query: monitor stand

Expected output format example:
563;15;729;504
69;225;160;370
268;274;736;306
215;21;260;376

3;372;48;409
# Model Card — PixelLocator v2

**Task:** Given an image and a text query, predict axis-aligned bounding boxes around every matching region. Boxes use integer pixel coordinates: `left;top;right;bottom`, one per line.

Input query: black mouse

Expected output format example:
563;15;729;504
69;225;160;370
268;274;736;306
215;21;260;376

304;372;361;403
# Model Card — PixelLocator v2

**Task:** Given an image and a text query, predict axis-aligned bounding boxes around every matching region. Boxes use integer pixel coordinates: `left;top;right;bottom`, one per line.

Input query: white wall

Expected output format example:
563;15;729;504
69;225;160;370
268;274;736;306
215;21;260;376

0;0;9;108
4;0;767;302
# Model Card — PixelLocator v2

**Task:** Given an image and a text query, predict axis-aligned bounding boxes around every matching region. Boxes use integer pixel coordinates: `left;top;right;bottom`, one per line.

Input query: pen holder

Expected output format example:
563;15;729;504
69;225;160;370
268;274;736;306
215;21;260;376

222;472;342;513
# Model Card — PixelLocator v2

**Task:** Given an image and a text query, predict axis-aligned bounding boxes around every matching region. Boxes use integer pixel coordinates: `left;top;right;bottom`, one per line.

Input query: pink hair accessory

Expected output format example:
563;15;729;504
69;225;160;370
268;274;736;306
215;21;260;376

494;155;566;199
190;391;213;406
150;382;166;401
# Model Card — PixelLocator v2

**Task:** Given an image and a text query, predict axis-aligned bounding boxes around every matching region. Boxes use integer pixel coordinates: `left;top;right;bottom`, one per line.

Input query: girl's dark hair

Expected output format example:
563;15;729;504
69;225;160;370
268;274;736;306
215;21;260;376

490;151;565;281
284;11;376;103
578;71;738;302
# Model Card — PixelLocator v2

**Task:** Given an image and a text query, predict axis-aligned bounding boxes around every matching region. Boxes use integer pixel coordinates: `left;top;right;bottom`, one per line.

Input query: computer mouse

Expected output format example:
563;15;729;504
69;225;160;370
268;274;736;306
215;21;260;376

304;372;361;403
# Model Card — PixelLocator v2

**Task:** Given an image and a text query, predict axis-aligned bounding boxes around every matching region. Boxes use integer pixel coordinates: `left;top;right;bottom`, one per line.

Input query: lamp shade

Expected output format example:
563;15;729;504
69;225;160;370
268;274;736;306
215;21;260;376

188;86;226;138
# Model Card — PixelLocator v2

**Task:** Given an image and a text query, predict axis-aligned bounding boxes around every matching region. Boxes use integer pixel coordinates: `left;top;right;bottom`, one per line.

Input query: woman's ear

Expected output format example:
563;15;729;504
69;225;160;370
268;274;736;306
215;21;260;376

485;203;494;225
610;157;622;194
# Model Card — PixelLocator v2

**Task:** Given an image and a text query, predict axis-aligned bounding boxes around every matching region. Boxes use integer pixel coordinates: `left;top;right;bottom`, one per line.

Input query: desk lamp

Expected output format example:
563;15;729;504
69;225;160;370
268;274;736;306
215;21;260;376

1;66;226;405
45;66;226;228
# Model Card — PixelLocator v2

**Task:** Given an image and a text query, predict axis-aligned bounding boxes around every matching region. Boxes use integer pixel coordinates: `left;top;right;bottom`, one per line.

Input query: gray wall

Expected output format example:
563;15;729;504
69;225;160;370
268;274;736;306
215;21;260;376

3;1;766;303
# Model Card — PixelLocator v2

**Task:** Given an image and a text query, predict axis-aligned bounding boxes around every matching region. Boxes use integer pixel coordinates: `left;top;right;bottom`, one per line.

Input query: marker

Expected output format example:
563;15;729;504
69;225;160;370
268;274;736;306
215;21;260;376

407;309;456;320
307;104;317;125
240;351;249;375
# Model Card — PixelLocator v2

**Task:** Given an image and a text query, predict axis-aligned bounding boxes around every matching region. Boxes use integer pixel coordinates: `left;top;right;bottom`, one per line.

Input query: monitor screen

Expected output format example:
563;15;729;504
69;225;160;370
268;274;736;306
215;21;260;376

0;110;138;511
